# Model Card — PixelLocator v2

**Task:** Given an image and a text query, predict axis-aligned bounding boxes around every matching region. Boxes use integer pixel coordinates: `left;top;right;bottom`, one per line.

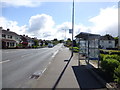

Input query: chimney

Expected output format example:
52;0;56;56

0;27;2;30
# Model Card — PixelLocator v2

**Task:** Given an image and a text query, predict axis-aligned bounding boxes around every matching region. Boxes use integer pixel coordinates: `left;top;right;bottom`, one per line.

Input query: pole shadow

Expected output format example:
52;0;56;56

72;65;106;90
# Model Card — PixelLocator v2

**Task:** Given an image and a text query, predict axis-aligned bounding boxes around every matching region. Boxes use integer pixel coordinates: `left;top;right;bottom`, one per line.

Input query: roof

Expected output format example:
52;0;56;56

20;35;33;41
75;32;100;40
100;34;114;40
2;29;19;37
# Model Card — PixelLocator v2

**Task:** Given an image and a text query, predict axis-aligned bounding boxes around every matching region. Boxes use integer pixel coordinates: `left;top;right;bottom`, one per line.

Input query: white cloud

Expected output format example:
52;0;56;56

56;6;118;39
28;14;56;39
89;6;118;36
0;17;27;35
0;6;118;40
1;0;41;7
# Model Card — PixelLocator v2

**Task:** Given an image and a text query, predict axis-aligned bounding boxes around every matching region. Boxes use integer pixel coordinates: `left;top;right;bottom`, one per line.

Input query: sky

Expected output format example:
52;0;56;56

0;0;119;40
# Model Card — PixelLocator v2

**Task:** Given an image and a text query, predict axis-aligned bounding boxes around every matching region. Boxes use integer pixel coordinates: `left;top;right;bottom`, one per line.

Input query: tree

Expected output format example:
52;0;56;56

114;37;119;47
67;38;71;41
53;38;58;41
59;40;64;43
34;39;39;46
73;40;77;47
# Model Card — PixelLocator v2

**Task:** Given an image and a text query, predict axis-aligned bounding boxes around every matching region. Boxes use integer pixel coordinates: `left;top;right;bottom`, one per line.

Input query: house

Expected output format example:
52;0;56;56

20;35;34;48
0;27;21;49
100;34;115;49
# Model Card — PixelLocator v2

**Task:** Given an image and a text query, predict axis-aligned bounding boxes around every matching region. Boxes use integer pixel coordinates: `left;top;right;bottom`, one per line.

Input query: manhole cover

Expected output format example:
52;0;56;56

30;71;42;79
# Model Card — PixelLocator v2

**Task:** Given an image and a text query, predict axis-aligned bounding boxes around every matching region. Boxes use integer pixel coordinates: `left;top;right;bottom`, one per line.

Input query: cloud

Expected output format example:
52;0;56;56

89;6;118;36
56;5;118;39
1;0;41;7
29;14;55;32
0;17;27;35
28;14;56;39
0;6;118;40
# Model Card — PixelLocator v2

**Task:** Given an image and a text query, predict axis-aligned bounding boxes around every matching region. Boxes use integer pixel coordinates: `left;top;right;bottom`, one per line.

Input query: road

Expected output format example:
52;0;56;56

2;44;63;88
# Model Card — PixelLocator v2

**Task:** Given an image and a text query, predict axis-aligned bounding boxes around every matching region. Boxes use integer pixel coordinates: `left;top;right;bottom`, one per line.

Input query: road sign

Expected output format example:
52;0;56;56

69;29;72;33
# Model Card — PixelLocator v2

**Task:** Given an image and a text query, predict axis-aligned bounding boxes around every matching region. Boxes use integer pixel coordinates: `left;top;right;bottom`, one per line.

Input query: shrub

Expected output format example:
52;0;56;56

114;65;120;84
69;47;79;52
101;59;119;76
103;55;120;62
100;54;106;61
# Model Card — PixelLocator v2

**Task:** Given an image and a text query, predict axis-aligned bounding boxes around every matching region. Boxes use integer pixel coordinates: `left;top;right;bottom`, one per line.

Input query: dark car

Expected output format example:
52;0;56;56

48;43;53;48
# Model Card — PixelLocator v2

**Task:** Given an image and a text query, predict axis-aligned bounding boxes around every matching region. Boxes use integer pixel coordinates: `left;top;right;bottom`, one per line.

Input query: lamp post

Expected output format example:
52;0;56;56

71;0;74;57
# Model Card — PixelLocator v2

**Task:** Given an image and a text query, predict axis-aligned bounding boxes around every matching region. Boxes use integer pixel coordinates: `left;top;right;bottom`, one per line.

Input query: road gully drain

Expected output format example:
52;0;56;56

29;71;42;79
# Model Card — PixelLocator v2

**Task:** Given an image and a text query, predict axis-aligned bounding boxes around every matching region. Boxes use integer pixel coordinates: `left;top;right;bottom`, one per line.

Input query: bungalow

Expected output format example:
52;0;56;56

100;34;115;49
0;27;21;48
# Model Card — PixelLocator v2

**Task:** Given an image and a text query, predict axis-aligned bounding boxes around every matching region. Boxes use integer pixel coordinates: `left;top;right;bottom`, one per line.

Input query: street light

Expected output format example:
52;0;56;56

71;0;74;57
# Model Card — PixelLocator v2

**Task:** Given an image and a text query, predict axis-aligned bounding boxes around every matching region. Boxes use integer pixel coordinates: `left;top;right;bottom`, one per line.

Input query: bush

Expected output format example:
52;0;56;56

100;49;120;55
100;54;106;61
114;65;120;84
101;59;120;76
103;55;120;62
69;47;79;52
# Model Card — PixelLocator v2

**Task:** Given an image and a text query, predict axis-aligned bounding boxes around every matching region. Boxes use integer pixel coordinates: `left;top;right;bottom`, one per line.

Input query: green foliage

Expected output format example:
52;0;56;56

34;40;39;46
100;49;120;55
101;59;119;76
32;46;38;48
17;43;22;47
114;65;120;84
65;40;72;47
100;54;106;61
69;47;79;52
52;41;59;45
103;55;120;62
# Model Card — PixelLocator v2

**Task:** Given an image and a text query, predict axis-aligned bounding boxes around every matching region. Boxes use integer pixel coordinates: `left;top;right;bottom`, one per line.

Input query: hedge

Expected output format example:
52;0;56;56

101;59;119;77
100;49;120;55
114;65;120;84
69;47;79;52
103;55;120;62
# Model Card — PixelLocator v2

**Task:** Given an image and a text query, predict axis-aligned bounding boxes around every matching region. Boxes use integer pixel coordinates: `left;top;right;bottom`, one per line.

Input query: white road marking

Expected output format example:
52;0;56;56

52;50;59;58
42;68;47;74
21;53;32;57
0;60;10;64
49;62;51;64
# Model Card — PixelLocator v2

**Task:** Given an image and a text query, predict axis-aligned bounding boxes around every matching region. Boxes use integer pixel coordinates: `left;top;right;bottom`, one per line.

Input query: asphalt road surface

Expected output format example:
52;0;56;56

2;44;63;88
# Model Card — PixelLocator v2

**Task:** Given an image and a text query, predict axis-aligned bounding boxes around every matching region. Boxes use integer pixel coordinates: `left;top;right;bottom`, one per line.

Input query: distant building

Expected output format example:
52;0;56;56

100;34;115;49
1;27;21;48
20;35;34;48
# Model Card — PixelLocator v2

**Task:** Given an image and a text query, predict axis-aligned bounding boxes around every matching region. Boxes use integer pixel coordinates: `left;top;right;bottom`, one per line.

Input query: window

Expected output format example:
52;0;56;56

2;34;6;38
109;41;112;43
7;35;12;39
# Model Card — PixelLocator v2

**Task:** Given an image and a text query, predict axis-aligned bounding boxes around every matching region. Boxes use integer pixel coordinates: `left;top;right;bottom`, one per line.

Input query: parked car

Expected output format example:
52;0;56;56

48;43;53;48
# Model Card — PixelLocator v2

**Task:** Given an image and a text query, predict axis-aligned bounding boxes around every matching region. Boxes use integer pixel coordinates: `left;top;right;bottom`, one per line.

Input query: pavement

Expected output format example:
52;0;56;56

30;46;109;90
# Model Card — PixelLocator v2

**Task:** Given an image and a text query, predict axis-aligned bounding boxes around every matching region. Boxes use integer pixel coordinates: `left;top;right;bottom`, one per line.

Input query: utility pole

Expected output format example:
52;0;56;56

71;0;74;57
